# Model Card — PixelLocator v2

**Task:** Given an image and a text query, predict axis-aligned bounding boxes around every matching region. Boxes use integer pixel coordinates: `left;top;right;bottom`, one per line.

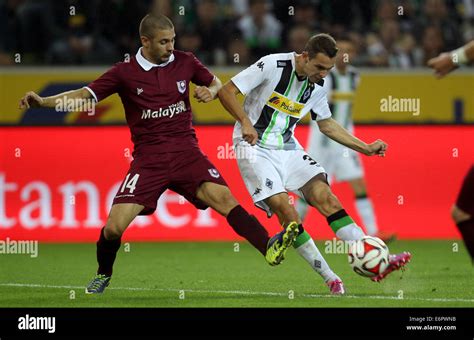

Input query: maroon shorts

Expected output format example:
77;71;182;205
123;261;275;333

113;147;227;215
456;165;474;216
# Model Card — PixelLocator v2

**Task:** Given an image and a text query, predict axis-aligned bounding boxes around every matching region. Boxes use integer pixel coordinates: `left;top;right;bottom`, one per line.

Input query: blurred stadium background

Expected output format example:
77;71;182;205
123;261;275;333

1;0;473;241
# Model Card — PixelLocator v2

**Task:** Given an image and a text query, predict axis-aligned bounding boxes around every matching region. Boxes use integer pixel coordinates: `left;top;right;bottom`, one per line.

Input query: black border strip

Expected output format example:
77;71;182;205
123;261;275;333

0;308;472;339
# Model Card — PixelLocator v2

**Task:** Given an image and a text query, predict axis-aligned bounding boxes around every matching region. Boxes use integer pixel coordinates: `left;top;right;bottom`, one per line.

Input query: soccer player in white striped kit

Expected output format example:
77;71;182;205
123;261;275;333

295;36;395;243
218;33;411;291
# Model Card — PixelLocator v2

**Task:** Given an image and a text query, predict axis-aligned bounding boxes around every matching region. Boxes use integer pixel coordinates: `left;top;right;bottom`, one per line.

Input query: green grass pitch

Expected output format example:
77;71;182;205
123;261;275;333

0;240;473;307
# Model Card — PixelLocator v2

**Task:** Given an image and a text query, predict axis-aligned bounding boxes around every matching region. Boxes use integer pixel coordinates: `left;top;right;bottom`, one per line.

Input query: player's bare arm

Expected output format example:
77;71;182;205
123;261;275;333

19;88;92;109
427;40;474;78
218;81;258;145
194;76;222;103
317;118;387;157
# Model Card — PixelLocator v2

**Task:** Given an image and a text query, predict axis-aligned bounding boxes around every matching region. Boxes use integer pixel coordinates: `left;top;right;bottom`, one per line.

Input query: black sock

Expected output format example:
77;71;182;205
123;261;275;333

456;218;474;263
96;227;121;277
297;224;305;235
327;209;349;224
226;205;270;255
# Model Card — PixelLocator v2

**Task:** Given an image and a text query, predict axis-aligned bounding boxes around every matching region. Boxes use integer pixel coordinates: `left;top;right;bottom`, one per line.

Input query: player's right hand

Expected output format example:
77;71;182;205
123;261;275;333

242;120;258;145
365;139;388;157
427;52;457;78
19;91;44;109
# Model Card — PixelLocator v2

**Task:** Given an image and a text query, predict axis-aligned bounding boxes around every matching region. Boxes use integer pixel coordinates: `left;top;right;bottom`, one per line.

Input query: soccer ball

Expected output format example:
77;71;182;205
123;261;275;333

348;236;389;277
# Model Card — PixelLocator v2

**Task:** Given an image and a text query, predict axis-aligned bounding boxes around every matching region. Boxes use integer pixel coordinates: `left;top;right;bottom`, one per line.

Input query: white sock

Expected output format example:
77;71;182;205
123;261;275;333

295;237;338;282
355;197;378;236
335;223;365;241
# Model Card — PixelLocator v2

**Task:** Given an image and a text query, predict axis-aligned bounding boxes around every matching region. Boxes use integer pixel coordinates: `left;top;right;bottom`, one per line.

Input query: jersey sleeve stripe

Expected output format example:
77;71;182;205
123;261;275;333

83;86;98;103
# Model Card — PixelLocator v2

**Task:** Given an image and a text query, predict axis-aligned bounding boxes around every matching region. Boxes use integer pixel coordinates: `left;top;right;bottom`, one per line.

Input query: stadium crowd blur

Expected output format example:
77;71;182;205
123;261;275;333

1;0;474;67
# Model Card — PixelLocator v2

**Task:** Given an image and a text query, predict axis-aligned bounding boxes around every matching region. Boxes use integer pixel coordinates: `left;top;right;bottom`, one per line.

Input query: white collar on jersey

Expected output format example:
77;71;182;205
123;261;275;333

136;47;175;71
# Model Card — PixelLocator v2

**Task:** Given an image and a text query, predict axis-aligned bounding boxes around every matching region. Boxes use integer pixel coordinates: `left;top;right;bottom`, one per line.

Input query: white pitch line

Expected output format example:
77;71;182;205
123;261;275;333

301;293;474;303
0;282;473;303
0;283;283;296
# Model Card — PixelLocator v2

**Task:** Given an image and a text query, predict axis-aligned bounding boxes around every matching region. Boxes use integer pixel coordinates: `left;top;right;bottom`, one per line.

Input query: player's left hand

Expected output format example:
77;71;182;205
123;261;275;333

427;52;458;78
365;139;388;157
194;86;214;103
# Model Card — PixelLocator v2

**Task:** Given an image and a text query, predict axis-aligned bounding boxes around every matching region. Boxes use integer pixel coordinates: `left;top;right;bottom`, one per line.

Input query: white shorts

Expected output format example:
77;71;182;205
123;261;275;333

306;125;364;183
235;141;326;217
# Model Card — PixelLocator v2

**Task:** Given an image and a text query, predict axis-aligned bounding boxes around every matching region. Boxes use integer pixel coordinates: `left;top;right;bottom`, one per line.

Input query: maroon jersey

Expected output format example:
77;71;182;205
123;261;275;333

85;48;214;155
456;165;474;216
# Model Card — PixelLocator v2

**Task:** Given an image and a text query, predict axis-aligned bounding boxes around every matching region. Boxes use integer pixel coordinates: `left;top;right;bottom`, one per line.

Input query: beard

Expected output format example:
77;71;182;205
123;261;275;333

150;51;171;64
161;54;171;61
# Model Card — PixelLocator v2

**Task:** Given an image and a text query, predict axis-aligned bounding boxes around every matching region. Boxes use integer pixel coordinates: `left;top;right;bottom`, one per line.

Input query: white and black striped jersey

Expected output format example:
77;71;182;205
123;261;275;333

231;52;332;150
324;65;359;132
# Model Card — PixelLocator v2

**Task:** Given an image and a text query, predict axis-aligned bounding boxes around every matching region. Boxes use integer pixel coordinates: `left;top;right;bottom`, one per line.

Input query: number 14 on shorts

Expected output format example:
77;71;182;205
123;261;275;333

120;173;140;194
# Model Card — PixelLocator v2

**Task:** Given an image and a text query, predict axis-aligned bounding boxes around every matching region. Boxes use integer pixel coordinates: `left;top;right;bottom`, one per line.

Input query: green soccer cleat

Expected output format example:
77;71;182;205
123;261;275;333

85;274;111;294
265;221;299;266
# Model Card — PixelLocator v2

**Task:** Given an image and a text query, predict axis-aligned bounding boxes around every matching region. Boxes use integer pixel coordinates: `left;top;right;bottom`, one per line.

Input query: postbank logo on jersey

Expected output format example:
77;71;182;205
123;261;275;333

266;92;304;117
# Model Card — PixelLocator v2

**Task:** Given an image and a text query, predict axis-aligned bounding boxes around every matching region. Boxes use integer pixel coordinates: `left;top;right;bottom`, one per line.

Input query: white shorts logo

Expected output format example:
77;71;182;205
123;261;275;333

177;80;186;94
208;168;220;178
265;178;273;189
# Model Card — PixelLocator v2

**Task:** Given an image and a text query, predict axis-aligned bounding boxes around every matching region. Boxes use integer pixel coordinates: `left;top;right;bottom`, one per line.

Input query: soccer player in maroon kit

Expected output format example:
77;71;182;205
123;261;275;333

452;166;474;263
19;14;299;294
428;40;474;264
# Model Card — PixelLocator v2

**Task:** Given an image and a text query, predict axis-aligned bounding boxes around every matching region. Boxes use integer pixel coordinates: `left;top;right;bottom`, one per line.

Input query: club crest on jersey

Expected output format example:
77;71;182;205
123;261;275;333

208;168;220;178
177;80;186;94
302;87;312;101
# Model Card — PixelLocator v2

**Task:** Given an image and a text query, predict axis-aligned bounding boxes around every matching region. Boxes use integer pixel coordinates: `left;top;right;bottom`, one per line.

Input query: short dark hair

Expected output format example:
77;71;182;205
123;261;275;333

304;33;338;59
139;14;174;39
